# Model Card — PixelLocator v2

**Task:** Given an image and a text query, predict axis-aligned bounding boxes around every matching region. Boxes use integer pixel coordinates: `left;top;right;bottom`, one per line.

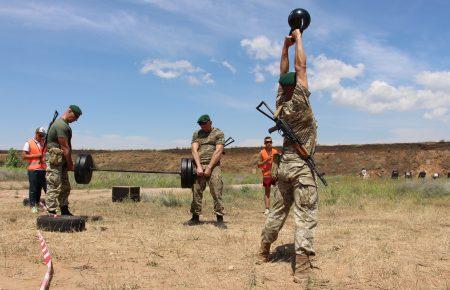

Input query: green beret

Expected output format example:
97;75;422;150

278;72;296;86
197;114;211;124
69;105;82;117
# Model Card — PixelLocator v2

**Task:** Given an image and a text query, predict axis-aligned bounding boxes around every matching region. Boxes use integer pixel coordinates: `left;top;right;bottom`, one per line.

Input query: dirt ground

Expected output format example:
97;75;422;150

0;185;449;289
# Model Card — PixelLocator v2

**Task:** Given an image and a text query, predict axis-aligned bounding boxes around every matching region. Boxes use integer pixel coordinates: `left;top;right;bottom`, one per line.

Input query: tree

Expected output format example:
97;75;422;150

5;148;22;168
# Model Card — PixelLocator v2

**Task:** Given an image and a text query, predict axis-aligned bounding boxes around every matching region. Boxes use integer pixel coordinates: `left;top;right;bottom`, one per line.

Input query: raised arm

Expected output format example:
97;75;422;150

280;36;295;75
292;29;308;89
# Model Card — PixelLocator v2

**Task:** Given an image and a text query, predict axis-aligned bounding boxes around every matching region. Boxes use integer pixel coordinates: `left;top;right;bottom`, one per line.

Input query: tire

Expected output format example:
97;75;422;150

37;215;86;232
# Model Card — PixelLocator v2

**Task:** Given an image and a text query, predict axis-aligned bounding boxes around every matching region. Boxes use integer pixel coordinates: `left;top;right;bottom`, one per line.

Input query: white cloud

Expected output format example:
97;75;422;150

329;77;450;118
250;61;278;83
140;59;213;85
241;36;281;60
202;73;214;84
351;37;420;82
239;34;450;122
0;2;215;55
186;76;200;85
221;61;236;74
416;71;450;91
264;61;279;76
423;108;450;122
305;53;450;122
252;65;266;83
310;54;364;91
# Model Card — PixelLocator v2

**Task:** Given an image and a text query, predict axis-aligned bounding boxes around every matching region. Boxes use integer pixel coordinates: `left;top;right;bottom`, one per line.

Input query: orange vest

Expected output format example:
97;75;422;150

27;139;46;171
258;148;278;177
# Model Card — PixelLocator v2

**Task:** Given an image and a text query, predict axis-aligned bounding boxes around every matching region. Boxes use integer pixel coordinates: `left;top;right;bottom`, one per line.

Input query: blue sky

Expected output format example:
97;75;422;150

1;0;449;149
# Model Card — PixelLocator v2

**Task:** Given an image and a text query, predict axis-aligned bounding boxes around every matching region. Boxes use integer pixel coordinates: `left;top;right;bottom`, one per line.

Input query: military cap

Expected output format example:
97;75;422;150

197;114;211;124
278;72;296;86
69;105;82;117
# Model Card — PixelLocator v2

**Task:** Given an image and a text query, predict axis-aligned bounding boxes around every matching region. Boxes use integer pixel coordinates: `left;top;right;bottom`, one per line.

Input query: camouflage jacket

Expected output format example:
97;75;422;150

192;128;225;164
275;83;318;186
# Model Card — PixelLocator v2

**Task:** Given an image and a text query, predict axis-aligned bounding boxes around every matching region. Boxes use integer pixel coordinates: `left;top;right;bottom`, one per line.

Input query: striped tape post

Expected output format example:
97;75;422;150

37;231;53;290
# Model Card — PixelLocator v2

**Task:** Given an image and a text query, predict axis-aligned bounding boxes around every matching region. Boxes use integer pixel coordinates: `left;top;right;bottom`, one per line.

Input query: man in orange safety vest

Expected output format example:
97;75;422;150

22;127;47;213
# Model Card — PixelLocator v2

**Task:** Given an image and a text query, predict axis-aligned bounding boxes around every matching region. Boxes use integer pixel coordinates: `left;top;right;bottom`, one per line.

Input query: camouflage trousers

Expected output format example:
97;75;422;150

191;165;224;216
45;149;71;212
261;157;318;256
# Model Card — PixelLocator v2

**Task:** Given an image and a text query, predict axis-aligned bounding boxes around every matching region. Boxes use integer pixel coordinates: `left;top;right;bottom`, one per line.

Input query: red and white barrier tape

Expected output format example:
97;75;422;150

37;231;53;290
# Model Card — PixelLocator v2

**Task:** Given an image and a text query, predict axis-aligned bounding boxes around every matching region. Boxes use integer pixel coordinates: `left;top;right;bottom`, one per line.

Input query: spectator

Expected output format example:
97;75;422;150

257;136;279;215
22;127;47;213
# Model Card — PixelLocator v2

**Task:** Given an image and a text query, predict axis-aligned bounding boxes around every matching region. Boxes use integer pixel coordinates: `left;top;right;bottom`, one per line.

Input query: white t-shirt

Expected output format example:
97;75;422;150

23;139;43;152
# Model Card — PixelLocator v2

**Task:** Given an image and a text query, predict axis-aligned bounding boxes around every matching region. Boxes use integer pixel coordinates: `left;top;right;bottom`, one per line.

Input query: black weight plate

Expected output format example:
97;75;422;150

186;158;196;188
74;154;83;184
180;158;189;188
75;154;93;184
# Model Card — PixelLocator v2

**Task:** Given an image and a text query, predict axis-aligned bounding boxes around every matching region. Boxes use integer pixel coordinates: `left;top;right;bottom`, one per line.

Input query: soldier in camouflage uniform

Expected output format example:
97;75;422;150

187;114;226;229
45;105;82;215
257;29;320;284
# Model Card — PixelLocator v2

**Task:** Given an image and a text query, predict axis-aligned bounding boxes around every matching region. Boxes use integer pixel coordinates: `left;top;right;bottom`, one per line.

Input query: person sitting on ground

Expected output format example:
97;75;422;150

22;127;47;213
257;136;278;215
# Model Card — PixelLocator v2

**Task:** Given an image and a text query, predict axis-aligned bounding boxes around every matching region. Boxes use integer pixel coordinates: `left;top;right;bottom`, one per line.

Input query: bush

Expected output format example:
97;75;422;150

5;148;22;168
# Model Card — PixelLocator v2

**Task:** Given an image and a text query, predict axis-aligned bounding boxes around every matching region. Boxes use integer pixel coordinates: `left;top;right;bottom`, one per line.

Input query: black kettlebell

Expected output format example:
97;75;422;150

288;8;311;34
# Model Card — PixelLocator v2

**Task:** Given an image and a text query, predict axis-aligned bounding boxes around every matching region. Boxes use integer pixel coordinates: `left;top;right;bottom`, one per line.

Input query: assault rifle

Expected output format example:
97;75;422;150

222;137;235;155
42;110;59;154
256;101;327;186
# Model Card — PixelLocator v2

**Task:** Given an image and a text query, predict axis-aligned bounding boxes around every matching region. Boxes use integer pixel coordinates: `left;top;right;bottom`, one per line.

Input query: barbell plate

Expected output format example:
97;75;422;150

74;154;83;184
180;158;196;188
187;158;196;188
180;158;189;188
74;154;93;184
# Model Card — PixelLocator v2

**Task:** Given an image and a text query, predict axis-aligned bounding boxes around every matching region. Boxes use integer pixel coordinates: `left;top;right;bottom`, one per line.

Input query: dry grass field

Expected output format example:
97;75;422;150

0;172;449;289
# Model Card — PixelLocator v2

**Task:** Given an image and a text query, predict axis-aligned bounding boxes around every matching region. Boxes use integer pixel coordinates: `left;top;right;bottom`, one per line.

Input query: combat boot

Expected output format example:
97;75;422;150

215;215;227;229
293;255;313;284
256;242;271;264
186;214;200;226
60;205;73;216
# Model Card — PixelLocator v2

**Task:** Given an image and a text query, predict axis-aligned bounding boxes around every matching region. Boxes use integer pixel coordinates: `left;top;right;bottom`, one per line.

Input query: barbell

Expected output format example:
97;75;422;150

74;153;196;188
74;137;235;188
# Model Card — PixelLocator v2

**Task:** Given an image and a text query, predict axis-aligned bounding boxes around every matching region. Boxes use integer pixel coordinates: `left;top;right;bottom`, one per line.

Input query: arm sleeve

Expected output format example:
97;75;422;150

191;131;198;144
56;125;69;139
23;142;30;152
216;131;225;145
282;83;311;117
275;86;284;109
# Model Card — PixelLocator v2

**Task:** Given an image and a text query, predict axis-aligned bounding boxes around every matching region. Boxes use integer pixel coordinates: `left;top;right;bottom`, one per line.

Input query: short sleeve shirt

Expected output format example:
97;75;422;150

46;118;72;149
23;139;43;152
192;127;225;164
